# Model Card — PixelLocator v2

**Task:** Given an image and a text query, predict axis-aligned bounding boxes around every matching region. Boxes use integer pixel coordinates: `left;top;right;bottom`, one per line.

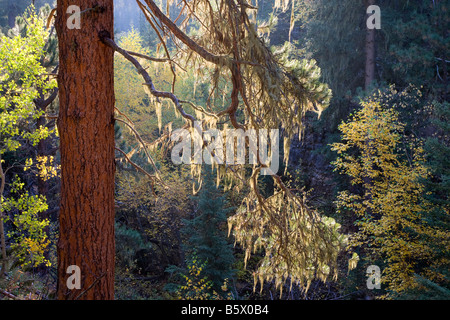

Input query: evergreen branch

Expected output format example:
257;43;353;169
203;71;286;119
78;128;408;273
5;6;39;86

100;35;197;125
101;36;247;185
139;0;229;66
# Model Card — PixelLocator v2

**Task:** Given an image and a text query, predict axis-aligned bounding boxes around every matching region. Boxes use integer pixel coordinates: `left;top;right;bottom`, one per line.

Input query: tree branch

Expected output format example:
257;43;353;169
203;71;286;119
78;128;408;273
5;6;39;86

0;288;22;300
115;147;157;186
139;0;229;66
101;35;197;126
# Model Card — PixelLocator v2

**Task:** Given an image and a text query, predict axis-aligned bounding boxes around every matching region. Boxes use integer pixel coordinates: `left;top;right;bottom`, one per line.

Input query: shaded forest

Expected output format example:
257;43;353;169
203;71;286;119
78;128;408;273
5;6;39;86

0;0;449;301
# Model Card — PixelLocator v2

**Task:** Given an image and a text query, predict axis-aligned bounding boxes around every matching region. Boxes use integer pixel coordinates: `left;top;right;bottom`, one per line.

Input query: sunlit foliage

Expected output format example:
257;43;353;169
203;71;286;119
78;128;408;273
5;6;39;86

332;96;450;297
0;6;55;273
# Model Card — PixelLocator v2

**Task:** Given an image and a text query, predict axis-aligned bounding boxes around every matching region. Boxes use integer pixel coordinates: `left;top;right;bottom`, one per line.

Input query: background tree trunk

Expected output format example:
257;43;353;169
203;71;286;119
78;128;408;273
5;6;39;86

0;154;7;277
7;0;16;28
55;0;115;300
365;0;376;90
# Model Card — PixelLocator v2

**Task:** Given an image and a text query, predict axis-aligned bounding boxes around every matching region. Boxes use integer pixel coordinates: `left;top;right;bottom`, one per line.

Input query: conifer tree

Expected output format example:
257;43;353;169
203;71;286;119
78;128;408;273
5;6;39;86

424;102;450;214
296;0;366;98
182;171;235;292
55;0;116;300
378;0;449;96
109;0;343;295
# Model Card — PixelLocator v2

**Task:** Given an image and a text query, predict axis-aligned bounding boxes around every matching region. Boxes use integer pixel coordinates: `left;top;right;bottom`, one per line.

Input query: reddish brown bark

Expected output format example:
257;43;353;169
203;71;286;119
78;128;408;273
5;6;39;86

55;0;115;300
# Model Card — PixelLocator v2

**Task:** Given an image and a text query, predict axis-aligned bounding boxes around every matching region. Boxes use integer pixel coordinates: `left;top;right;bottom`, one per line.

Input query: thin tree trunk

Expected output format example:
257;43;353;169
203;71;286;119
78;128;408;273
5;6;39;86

55;0;115;300
36;109;50;221
364;0;376;215
365;0;376;90
442;27;448;101
7;0;16;28
33;64;59;271
0;154;7;277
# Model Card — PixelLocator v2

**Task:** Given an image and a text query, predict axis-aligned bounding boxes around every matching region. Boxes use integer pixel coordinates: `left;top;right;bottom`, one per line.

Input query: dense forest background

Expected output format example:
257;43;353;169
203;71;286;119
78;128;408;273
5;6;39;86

0;0;449;300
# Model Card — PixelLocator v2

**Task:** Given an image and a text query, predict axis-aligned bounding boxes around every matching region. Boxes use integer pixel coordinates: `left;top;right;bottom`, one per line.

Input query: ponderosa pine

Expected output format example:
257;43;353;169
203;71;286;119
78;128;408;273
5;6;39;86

55;0;116;300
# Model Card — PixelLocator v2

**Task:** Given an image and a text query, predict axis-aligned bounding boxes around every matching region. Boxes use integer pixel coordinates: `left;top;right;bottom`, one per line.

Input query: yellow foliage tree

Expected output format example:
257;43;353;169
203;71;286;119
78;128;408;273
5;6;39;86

175;253;232;300
331;98;450;297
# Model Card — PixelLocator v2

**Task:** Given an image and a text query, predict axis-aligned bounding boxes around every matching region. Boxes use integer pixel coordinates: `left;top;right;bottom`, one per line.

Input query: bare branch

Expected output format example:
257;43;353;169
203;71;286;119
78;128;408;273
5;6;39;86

101;35;197;125
114;117;164;184
74;273;106;300
115;147;159;192
126;50;170;63
136;0;177;92
0;288;22;300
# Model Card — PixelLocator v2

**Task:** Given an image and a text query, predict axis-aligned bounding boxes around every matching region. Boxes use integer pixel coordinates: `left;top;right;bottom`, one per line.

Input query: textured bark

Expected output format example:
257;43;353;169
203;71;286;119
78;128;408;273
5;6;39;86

55;0;115;300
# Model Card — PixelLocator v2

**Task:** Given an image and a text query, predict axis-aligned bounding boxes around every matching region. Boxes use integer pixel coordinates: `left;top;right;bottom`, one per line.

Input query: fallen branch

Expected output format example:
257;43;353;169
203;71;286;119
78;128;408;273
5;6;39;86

0;288;22;300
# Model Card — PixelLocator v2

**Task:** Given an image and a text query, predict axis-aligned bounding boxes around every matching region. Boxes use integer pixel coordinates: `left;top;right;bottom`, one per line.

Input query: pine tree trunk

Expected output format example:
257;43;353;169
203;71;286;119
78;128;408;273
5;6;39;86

55;0;115;300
